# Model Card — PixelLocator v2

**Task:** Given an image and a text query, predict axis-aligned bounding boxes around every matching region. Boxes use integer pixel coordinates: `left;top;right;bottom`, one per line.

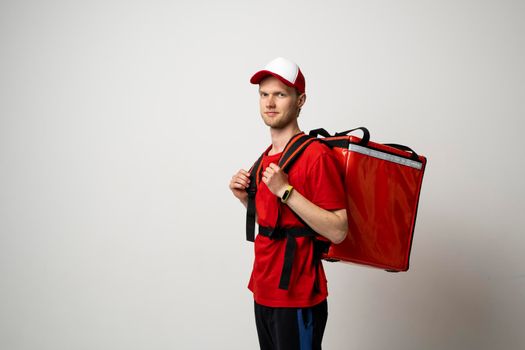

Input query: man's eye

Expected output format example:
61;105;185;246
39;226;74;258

278;93;286;97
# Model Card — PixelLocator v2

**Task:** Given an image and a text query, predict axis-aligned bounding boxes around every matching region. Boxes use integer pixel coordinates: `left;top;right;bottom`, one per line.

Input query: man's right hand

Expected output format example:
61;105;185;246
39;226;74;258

230;169;251;207
230;169;250;206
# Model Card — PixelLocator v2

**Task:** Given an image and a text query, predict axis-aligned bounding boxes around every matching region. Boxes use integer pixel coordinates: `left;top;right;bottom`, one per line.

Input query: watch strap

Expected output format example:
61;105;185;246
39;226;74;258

281;185;294;203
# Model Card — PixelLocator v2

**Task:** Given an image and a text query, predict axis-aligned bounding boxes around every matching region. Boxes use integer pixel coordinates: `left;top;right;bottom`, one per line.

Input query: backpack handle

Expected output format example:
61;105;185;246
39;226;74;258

334;127;370;145
310;127;370;146
308;128;331;138
309;127;370;145
384;143;420;161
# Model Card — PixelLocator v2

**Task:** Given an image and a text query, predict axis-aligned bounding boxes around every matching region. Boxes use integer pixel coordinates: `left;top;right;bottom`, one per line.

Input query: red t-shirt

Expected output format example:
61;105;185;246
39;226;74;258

248;140;346;307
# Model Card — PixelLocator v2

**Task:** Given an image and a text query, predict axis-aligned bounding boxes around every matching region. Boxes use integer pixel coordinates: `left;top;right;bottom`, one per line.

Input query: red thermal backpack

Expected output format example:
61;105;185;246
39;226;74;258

245;127;427;289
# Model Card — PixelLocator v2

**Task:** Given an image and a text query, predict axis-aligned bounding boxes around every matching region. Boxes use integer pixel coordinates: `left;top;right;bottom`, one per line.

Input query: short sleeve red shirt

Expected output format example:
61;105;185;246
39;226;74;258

248;140;346;307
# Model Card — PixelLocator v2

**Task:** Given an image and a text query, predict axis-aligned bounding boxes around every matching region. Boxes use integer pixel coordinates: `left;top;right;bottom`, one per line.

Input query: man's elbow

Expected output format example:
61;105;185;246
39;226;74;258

329;209;348;244
330;227;347;244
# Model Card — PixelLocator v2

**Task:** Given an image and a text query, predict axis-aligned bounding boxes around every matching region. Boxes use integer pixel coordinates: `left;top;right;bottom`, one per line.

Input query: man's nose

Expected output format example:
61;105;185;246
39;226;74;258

266;95;276;108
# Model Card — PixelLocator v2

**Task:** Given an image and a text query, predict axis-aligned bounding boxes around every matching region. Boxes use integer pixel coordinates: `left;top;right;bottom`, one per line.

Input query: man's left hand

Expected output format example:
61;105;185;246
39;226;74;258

262;163;289;198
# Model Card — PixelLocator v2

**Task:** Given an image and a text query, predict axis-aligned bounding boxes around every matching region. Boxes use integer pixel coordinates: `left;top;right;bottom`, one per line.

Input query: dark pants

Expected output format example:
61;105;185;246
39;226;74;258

254;300;328;350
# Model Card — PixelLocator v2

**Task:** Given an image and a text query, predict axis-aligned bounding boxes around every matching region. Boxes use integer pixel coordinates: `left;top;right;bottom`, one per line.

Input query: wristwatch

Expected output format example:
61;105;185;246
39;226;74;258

281;185;294;203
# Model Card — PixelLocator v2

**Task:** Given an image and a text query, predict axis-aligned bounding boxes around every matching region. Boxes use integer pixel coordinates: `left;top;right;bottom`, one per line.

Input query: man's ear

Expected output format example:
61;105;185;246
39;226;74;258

297;93;306;108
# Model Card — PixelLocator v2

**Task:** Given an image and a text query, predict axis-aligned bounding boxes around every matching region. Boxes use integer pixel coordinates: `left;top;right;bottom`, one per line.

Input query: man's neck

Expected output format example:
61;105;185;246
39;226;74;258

269;123;302;155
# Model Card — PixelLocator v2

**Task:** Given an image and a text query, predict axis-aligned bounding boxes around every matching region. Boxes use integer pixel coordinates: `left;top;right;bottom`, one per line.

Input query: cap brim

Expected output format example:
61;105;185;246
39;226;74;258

250;70;296;89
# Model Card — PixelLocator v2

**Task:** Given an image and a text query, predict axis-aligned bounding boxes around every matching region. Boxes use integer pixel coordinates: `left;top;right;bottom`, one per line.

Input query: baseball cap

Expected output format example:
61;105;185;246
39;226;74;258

250;57;306;93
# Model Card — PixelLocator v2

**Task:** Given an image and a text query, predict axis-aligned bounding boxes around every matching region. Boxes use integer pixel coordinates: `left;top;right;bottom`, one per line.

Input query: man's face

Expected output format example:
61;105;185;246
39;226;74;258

258;76;305;130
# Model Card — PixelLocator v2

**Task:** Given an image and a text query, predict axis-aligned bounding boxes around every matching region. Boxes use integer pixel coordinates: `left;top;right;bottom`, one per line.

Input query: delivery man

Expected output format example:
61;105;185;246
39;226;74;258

229;57;347;350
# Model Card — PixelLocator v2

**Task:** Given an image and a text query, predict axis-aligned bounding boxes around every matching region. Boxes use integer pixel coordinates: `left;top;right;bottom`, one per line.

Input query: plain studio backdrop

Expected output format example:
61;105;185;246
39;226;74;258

1;1;524;349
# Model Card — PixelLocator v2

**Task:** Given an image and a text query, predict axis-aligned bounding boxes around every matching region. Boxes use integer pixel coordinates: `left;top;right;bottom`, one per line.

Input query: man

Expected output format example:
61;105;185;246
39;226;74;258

229;57;348;350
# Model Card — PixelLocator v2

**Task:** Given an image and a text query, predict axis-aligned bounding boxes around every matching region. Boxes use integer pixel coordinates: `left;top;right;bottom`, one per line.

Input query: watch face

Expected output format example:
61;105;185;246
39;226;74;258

282;186;293;202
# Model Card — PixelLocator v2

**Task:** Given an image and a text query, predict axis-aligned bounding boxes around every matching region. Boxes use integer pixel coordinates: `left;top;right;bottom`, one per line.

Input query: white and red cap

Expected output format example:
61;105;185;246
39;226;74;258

250;57;306;93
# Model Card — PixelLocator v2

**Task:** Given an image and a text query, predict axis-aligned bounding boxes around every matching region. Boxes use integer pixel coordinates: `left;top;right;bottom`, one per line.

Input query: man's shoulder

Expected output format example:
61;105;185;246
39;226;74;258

306;139;331;153
297;139;333;165
305;139;332;156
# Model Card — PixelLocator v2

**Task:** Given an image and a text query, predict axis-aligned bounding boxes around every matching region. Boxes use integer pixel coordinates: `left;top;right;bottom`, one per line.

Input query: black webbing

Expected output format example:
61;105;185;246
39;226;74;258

246;154;263;242
245;133;314;242
280;234;297;290
310;127;370;146
245;132;325;290
383;143;420;161
334;127;370;145
309;128;331;138
323;138;350;149
278;134;314;170
280;137;318;173
259;226;316;290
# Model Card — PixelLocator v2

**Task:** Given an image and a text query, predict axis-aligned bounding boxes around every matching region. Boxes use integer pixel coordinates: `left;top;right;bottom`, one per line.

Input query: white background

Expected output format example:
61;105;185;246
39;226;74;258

1;1;524;349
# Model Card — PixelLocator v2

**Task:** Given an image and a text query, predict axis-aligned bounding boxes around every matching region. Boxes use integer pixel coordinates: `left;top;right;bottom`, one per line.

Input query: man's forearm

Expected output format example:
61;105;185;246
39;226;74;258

282;188;347;244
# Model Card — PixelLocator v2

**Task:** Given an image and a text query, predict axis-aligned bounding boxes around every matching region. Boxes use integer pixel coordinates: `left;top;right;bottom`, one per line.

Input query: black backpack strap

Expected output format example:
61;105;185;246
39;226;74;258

279;133;318;172
309;128;331;138
259;226;317;290
383;143;420;161
246;133;331;290
245;133;314;242
310;127;370;147
245;153;264;242
334;127;370;145
270;133;318;235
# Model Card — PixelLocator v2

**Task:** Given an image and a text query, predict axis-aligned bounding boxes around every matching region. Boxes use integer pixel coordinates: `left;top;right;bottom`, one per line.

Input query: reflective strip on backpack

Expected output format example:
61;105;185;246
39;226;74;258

349;144;423;170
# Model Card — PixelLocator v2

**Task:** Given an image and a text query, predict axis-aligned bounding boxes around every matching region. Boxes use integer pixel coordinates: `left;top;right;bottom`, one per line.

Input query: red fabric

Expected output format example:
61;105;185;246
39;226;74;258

248;141;346;307
324;137;427;270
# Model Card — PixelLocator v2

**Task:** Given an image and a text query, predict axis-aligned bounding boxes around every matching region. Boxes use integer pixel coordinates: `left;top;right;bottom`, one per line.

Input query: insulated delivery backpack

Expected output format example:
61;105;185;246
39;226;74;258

245;127;427;287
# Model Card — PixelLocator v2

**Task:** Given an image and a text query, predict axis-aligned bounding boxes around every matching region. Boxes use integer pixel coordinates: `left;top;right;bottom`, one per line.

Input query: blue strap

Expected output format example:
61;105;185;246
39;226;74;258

297;308;313;350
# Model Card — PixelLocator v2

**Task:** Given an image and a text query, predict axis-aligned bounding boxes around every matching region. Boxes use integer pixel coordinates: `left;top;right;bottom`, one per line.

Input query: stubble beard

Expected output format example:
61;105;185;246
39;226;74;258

261;110;298;130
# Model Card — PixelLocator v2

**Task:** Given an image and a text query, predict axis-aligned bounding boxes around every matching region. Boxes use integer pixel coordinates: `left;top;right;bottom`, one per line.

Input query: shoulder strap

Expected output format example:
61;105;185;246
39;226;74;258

245;147;268;242
278;133;318;172
245;132;318;242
